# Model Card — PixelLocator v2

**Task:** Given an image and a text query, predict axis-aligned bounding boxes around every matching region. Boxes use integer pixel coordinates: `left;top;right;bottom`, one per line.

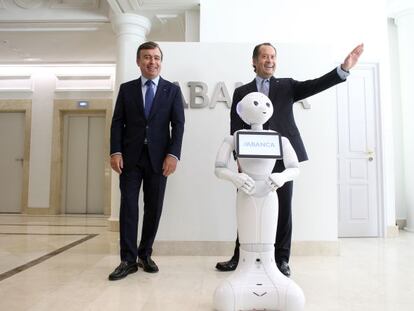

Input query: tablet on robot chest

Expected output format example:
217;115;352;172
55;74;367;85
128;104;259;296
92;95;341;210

236;131;283;159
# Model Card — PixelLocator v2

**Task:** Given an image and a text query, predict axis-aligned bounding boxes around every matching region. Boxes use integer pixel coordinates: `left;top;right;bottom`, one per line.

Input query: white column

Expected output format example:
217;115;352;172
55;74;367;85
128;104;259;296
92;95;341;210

185;10;200;42
394;9;414;231
108;13;151;231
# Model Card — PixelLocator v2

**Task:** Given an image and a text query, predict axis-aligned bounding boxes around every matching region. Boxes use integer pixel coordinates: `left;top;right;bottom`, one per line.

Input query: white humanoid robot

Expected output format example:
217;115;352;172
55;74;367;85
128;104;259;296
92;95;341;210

214;92;305;311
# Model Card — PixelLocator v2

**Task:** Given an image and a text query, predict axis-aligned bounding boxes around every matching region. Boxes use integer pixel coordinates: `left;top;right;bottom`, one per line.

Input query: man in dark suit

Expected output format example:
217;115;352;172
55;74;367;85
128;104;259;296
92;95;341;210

216;42;364;277
108;41;185;281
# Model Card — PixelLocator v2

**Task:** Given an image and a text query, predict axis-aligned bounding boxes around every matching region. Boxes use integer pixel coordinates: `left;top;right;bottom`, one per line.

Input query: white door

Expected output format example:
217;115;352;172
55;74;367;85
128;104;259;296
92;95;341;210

337;65;381;237
86;116;105;214
0;112;25;213
62;115;105;214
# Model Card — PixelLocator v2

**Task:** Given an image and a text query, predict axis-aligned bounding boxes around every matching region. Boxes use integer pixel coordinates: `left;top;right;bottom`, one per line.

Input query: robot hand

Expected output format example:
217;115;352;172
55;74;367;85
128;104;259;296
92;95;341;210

233;173;255;195
267;173;286;191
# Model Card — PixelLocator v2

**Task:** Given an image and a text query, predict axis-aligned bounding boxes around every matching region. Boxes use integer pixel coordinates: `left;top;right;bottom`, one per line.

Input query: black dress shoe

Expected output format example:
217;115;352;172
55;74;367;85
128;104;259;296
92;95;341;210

108;261;138;281
277;261;291;277
216;257;238;271
138;257;159;273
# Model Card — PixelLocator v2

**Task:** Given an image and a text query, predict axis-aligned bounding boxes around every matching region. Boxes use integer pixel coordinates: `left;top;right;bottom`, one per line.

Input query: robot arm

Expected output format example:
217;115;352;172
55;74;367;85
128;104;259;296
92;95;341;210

267;136;300;191
215;136;255;195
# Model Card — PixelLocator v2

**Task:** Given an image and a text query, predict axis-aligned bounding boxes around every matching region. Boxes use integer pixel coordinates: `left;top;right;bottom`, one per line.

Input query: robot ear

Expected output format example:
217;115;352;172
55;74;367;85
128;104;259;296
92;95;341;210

236;101;243;116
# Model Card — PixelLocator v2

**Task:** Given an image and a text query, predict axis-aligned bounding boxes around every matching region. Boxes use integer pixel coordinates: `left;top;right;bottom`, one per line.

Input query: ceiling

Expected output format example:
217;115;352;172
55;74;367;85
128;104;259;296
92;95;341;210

0;0;199;64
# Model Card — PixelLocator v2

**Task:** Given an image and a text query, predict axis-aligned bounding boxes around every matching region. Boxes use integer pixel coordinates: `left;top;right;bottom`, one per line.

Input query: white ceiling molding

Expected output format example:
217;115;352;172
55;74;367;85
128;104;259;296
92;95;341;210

106;0;143;14
0;74;33;92
129;0;142;11
136;0;198;11
155;14;178;24
0;0;109;22
57;75;111;80
0;23;117;64
0;74;31;79
107;0;198;14
50;0;100;10
55;74;114;91
0;0;199;63
0;22;105;32
14;0;45;9
106;0;123;14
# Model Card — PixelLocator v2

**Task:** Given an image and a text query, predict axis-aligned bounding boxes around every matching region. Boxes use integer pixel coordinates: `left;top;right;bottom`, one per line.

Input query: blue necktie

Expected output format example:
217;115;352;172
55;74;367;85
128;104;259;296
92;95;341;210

144;80;154;118
260;79;269;96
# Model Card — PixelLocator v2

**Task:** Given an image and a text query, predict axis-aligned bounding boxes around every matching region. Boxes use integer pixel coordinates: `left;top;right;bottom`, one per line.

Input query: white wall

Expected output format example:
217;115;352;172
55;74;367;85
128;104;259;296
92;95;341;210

199;0;396;232
153;43;339;241
0;65;115;208
387;19;405;220
1;42;338;242
201;0;384;46
0;43;339;243
28;71;55;208
0;0;399;242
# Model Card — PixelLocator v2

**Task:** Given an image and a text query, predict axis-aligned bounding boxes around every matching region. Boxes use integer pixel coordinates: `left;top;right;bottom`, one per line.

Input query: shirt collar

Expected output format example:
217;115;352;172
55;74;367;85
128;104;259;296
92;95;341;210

141;76;160;87
255;75;270;84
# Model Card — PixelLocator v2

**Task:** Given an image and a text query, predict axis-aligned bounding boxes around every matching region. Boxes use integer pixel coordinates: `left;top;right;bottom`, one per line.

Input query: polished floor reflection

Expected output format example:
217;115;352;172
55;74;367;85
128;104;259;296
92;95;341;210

0;215;413;311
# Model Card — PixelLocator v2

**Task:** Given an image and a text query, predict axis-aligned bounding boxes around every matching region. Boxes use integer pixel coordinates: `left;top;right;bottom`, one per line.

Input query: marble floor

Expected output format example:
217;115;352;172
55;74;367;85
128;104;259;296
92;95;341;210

0;214;413;311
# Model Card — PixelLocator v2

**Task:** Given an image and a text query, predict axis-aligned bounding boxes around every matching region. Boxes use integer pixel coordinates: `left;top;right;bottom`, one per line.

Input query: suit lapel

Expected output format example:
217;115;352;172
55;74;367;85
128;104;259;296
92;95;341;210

133;78;145;116
265;77;279;131
268;76;279;102
247;79;257;93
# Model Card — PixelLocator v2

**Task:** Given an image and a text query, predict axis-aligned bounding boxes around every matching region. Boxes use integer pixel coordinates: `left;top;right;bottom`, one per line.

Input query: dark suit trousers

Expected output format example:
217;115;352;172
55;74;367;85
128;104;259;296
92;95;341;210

233;160;293;263
119;146;167;263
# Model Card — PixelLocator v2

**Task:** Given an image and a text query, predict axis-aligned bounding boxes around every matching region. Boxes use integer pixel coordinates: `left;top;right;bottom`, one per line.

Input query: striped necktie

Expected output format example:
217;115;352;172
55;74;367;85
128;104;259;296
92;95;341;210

260;79;269;96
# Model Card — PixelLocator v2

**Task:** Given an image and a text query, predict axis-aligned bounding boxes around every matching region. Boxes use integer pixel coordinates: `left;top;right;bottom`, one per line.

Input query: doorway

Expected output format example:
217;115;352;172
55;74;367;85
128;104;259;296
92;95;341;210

62;114;106;214
337;64;382;237
49;99;112;216
0;112;25;213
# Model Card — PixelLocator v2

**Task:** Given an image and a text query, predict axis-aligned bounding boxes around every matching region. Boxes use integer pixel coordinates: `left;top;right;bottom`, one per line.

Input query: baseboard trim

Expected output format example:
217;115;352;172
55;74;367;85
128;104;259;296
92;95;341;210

151;240;340;256
396;219;407;230
108;218;119;232
386;225;399;237
107;219;339;256
152;241;236;256
25;207;53;215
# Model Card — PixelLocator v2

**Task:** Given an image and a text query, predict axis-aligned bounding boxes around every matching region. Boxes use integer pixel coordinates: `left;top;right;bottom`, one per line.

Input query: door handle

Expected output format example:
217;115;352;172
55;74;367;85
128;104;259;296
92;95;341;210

15;158;24;165
367;150;374;162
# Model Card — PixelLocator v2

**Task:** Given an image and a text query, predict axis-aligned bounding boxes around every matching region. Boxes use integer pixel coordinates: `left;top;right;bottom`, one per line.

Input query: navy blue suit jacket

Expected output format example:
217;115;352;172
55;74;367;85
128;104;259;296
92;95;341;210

230;68;345;162
110;77;185;173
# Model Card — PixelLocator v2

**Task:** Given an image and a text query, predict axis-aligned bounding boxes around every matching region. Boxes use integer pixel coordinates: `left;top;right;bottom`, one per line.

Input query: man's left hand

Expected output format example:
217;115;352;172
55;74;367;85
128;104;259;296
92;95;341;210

342;43;364;71
162;155;178;177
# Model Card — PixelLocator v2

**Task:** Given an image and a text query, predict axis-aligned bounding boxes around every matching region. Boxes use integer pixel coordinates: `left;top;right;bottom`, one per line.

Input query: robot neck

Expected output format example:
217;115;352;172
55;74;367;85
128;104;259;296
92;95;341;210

250;123;263;131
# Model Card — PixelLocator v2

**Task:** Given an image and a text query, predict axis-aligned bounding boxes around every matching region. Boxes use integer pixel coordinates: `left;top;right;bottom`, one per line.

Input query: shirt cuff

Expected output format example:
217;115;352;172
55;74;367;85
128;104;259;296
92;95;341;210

168;153;179;161
337;65;350;80
111;152;122;157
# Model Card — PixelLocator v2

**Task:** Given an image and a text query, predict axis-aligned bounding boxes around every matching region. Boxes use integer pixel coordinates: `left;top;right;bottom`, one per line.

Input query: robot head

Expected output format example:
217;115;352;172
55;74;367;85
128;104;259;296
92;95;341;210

236;92;273;126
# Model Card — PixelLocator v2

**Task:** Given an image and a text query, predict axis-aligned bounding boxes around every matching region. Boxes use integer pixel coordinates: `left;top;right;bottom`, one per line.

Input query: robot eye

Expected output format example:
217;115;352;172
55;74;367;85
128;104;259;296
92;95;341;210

253;101;259;106
266;102;271;107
